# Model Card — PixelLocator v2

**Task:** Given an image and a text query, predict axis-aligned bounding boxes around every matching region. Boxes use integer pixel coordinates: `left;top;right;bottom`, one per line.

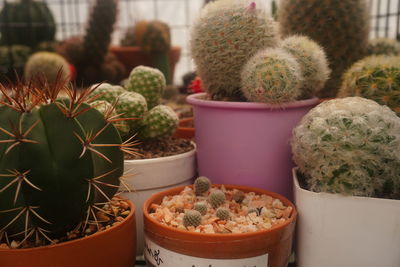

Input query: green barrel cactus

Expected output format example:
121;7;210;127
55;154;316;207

366;38;400;56
193;202;208;216
191;0;279;100
24;52;71;84
194;176;211;195
183;210;202;227
0;79;134;246
291;97;400;199
280;35;331;99
208;189;226;209
338;55;400;115
216;207;230;221
278;0;370;98
138;105;178;140
0;0;56;48
240;48;303;104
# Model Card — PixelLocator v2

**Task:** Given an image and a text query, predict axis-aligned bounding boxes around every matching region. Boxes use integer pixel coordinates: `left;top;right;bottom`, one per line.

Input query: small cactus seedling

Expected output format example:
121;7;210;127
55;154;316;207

193;202;208;216
183;210;202;227
194;176;211;195
208;189;226;209
138;105;179;140
232;189;245;203
125;66;166;109
216;207;230;221
366;38;400;56
241;48;303;104
280;35;331;99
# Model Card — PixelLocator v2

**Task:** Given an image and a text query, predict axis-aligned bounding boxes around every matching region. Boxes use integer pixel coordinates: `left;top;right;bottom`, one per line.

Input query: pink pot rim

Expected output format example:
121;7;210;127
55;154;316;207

186;93;319;110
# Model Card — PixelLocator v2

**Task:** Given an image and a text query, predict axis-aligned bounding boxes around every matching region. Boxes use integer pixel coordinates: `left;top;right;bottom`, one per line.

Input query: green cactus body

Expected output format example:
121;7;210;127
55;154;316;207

191;0;279;100
194;176;211;195
139;105;178;140
208;189;226;209
0;82;126;245
291;97;400;199
24;52;71;84
366;38;400;56
280;35;331;99
193;202;208;216
0;45;31;78
278;0;370;98
0;0;56;47
216;207;230;221
90;83;126;103
115;91;148;134
240;48;303;104
183;210;202;227
338;56;400;116
126;66;166;109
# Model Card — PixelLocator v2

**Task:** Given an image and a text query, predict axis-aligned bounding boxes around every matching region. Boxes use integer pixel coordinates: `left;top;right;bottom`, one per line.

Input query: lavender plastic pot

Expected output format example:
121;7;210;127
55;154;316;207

186;93;318;200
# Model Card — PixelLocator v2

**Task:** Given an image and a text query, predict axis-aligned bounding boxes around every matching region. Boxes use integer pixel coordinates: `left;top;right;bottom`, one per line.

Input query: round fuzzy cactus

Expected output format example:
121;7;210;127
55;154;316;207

208;189;226;208
183;210;202;227
193;202;208;215
232;189;245;203
338;55;400;115
280;35;331;99
292;97;400;199
241;48;303;104
90;83;126;103
191;0;279;100
125;66;166;109
114;91;148;133
194;176;211;195
24;52;71;84
138;105;178;140
216;207;230;221
366;38;400;56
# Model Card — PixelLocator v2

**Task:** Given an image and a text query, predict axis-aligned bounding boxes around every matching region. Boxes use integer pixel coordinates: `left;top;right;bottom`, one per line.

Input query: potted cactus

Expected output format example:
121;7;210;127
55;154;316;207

187;0;330;200
291;97;400;267
90;66;196;257
0;78;136;266
110;20;181;84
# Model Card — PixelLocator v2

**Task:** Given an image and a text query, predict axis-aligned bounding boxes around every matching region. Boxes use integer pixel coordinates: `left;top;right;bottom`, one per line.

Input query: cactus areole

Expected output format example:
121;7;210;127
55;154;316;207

0;79;135;247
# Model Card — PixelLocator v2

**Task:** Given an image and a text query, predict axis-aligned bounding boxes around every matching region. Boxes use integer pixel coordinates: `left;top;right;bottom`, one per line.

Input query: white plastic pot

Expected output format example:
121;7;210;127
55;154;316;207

293;168;400;267
121;147;196;256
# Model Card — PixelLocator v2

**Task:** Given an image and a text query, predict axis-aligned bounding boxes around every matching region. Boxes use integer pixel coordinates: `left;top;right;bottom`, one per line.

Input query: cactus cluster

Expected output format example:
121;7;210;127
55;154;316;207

194;176;211;195
366;38;400;56
191;0;279;100
338;55;400;116
278;0;370;98
0;78;135;246
208;189;226;209
183;210;202;227
24;52;71;84
291;97;400;199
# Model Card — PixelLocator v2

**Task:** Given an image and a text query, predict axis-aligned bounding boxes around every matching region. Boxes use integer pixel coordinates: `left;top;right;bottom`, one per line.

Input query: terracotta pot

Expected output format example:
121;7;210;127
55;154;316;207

0;200;136;267
109;46;181;82
143;184;297;267
172;117;195;139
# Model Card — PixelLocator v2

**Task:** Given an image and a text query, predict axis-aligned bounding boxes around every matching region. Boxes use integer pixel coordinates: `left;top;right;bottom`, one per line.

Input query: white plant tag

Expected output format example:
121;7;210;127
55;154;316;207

144;236;268;267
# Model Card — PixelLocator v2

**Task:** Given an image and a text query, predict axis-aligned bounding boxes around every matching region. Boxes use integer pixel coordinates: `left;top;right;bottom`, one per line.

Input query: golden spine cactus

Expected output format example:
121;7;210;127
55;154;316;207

191;0;279;100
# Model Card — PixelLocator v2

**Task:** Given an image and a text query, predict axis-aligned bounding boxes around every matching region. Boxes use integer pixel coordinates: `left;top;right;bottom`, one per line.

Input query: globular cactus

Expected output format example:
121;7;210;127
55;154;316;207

91;83;126;104
0;78;134;246
24;52;71;84
216;207;230;221
338;55;400;115
240;48;303;104
191;0;279;101
115;92;148;134
208;189;226;208
125;66;166;109
366;38;400;56
138;105;178;140
280;35;331;99
194;176;211;195
278;0;370;98
232;189;245;203
183;210;202;227
291;97;400;199
193;202;208;215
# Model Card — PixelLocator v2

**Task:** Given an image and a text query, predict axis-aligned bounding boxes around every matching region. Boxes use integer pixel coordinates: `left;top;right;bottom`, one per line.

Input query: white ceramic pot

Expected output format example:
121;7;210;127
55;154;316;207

121;147;196;256
293;168;400;267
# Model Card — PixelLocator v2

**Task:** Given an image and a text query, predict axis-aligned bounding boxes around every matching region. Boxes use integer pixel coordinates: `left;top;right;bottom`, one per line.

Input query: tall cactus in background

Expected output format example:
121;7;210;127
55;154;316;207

0;78;134;246
278;0;370;98
191;0;279;101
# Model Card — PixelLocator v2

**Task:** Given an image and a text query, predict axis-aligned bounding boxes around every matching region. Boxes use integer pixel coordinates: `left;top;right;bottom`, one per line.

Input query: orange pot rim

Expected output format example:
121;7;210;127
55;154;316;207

144;184;297;240
0;198;136;253
177;117;194;130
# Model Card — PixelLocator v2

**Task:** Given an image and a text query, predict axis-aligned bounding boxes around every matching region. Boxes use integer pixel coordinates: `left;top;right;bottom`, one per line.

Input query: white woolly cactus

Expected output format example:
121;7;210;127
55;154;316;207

191;0;279;100
280;35;331;99
240;48;303;104
139;105;179;140
24;52;71;83
292;97;400;199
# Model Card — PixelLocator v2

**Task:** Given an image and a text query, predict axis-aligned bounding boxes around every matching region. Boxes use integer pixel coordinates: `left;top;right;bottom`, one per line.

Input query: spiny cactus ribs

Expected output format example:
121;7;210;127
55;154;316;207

0;77;136;247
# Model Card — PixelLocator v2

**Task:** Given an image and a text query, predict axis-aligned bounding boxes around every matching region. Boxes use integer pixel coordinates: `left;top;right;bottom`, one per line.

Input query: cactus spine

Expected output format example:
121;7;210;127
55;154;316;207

291;97;400;199
191;0;279;100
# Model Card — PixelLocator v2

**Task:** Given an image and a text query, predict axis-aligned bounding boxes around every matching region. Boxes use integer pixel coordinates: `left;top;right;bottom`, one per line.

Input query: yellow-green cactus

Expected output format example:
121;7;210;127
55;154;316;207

24;52;70;84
